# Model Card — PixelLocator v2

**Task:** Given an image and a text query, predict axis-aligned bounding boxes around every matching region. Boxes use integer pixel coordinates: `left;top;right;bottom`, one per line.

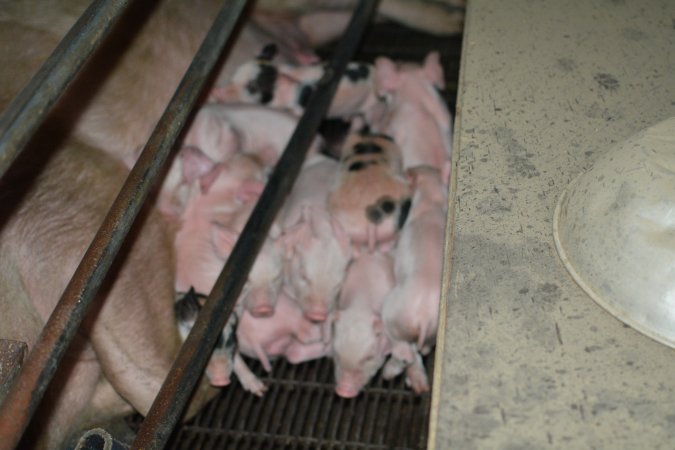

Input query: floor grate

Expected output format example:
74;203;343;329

166;355;434;450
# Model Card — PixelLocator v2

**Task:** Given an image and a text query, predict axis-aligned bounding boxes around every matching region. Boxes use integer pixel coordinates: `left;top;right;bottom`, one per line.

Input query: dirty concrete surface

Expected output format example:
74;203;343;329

430;0;675;448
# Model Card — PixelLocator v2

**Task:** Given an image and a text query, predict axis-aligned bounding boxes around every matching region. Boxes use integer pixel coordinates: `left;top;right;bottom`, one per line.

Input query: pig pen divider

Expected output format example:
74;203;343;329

132;1;379;448
0;0;130;179
0;0;249;448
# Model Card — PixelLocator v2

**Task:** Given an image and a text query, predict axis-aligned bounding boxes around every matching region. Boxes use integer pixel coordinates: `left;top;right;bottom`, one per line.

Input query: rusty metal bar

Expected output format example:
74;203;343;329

132;1;379;448
0;1;248;449
0;0;130;180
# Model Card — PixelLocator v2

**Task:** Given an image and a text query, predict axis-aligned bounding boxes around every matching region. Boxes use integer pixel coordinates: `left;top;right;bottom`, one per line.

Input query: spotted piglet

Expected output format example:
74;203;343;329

212;44;382;121
174;288;266;396
327;132;412;252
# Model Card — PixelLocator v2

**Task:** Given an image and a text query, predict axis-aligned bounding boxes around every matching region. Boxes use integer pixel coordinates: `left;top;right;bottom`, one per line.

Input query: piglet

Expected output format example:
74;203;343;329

236;292;330;372
147;103;323;219
333;252;395;398
210;219;285;318
372;52;453;175
278;154;352;323
212;48;383;121
174;152;266;295
381;166;447;393
174;150;285;318
328;133;412;251
186;103;322;169
174;288;267;396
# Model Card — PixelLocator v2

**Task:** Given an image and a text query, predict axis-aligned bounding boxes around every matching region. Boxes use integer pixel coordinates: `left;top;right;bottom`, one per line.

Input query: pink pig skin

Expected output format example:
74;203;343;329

372;52;453;176
175;290;267;396
333;252;396;398
148;104;323;219
236;293;330;372
174;153;266;295
185;103;321;169
0;140;216;449
174;151;284;318
381;166;448;393
328;134;412;251
278;154;352;322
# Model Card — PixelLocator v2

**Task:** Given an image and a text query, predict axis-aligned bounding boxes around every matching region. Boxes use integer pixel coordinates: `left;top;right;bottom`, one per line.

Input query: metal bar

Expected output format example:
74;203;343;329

132;1;379;448
0;1;248;448
0;0;130;180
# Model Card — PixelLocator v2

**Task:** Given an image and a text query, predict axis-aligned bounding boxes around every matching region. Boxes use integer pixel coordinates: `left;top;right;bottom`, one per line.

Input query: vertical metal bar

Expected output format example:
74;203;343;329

0;0;130;180
132;1;379;448
0;2;248;449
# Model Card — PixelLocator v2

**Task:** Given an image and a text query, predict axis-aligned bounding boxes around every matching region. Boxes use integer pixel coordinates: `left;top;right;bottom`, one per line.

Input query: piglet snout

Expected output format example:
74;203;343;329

304;309;328;322
335;382;360;398
206;370;231;387
249;305;274;318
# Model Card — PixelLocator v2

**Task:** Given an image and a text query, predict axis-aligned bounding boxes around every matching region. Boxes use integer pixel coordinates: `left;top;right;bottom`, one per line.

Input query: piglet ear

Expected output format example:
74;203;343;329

330;216;352;259
374;57;400;94
268;222;282;240
180;145;223;194
236;180;265;203
209;84;238;103
199;163;225;194
210;222;238;259
279;220;309;257
372;317;384;335
373;317;393;353
258;43;278;61
181;146;213;182
423;51;445;89
405;167;418;186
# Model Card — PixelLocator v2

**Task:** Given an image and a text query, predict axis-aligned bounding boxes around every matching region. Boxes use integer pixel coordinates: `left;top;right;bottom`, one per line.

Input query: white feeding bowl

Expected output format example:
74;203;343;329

554;117;675;348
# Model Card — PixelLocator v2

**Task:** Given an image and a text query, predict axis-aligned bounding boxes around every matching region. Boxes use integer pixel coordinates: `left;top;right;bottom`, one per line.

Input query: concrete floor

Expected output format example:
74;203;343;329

429;0;675;448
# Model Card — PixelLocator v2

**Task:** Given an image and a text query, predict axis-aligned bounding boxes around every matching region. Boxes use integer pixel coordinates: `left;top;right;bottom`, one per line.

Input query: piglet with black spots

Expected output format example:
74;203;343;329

328;133;412;252
174;289;266;396
212;46;383;122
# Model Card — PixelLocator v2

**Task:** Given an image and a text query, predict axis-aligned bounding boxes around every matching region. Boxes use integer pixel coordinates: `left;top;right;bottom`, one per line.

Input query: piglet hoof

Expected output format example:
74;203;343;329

405;366;430;394
335;384;360;399
382;356;407;380
304;310;327;323
207;375;232;387
242;376;268;397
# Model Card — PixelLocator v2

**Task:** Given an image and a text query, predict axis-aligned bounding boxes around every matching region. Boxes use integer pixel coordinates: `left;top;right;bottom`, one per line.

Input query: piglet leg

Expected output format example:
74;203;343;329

404;350;430;394
234;353;267;397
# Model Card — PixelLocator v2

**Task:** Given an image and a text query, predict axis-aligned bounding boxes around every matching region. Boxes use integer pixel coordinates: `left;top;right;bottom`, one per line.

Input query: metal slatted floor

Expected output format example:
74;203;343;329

166;355;434;450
